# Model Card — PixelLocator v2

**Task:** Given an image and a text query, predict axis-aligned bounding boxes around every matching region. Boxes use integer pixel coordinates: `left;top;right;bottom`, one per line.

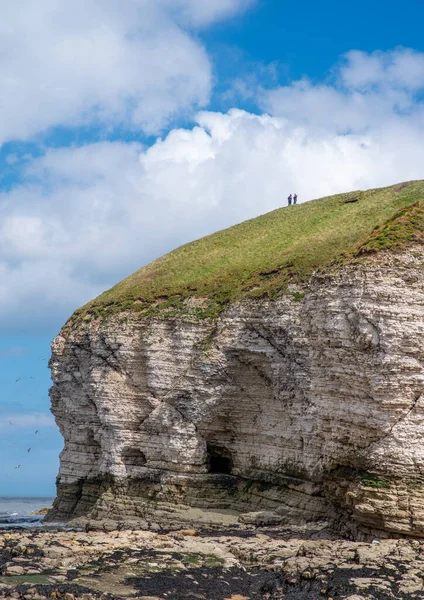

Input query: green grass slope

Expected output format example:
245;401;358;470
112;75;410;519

73;180;424;323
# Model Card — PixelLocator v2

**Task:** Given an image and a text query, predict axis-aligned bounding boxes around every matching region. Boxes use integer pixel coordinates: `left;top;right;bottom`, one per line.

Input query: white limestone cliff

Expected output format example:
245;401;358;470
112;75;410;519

47;248;424;536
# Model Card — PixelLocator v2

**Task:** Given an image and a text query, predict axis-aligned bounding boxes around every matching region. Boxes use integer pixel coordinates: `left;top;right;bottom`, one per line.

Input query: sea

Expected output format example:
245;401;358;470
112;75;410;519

0;496;54;528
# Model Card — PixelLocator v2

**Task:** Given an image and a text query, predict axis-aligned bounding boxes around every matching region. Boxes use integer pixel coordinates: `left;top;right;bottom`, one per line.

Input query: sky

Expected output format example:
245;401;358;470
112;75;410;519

1;0;424;496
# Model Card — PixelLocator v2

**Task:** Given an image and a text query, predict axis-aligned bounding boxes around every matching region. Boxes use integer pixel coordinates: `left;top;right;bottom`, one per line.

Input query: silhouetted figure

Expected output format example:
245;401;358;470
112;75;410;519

293;193;298;204
288;194;292;205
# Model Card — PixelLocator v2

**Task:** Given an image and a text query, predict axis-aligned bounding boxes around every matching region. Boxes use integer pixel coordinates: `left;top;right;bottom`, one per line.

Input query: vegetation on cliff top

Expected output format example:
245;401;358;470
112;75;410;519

71;180;424;322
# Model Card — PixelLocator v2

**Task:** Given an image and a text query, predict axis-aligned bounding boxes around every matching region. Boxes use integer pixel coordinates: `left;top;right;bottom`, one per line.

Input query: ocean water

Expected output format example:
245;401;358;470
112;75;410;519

0;496;54;528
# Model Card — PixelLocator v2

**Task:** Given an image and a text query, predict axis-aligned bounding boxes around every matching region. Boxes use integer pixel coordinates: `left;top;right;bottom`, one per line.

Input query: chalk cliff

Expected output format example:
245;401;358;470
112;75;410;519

47;183;424;536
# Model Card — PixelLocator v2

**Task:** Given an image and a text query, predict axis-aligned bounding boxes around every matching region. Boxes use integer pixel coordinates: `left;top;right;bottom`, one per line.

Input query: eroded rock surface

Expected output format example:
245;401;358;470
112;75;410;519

48;250;424;536
2;528;424;599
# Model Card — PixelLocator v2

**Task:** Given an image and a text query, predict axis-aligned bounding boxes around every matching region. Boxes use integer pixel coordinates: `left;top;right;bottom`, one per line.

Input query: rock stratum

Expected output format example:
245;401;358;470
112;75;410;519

47;181;424;538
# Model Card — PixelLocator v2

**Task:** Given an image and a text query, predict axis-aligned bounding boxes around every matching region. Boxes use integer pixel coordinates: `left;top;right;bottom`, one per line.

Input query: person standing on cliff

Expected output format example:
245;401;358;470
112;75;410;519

288;193;292;205
293;193;298;204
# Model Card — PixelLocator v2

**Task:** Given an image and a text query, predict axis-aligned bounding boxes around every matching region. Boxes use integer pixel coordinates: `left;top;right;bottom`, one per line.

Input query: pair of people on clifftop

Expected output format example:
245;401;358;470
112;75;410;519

287;193;297;206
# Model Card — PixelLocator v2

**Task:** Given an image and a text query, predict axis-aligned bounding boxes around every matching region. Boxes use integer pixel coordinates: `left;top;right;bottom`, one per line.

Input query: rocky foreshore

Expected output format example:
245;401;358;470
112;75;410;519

2;523;424;600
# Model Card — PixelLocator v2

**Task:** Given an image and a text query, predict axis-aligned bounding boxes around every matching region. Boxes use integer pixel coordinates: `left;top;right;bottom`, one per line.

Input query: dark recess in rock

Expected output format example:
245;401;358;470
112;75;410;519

122;447;146;467
207;443;233;475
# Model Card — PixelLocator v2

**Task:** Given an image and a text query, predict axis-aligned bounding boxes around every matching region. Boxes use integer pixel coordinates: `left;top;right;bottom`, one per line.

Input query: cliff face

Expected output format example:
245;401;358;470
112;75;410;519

48;248;424;536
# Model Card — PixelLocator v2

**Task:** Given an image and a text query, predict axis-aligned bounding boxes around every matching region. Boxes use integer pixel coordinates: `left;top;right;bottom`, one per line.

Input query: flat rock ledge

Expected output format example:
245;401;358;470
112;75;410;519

2;526;424;599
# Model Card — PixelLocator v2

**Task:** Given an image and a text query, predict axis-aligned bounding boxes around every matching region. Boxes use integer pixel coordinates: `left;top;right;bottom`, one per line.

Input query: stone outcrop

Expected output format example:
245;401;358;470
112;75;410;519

3;528;424;599
47;248;424;536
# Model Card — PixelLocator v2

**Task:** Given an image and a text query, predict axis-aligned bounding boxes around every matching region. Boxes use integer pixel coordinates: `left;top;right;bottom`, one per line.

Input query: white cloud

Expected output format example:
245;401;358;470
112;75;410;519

0;0;251;143
262;48;424;133
340;48;424;91
1;48;424;331
0;413;55;431
2;113;424;330
162;0;255;27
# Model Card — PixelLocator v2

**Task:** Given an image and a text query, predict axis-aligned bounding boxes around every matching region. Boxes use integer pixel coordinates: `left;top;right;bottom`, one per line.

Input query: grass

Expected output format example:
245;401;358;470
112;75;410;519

360;473;391;489
0;575;52;585
345;200;424;257
70;180;424;324
181;553;225;568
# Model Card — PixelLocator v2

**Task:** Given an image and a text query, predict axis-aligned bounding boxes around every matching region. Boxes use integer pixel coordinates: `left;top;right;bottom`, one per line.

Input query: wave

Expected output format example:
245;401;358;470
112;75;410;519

0;515;44;528
0;497;54;529
0;516;42;524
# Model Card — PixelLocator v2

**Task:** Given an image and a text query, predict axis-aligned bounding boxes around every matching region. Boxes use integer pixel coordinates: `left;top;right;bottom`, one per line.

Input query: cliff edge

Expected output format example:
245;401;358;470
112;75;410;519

47;181;424;537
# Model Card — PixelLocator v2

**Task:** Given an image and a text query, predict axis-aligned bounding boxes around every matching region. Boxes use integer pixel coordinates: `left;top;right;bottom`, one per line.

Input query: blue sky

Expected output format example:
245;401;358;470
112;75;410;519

206;0;424;93
1;0;424;496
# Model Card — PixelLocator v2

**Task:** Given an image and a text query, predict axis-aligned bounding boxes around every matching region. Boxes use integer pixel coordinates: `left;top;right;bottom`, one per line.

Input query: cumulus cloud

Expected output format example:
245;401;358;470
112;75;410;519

0;0;251;143
2;113;424;330
262;48;424;133
1;48;424;331
340;48;424;91
162;0;255;27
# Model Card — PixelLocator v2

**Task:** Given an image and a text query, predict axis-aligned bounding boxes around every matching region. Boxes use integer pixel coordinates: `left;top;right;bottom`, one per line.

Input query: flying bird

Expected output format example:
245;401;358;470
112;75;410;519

27;448;31;453
34;430;38;435
14;465;21;469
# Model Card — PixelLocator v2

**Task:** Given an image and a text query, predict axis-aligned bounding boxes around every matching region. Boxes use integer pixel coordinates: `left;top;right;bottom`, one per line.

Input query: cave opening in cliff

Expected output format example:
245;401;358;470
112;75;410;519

207;443;233;474
122;447;147;467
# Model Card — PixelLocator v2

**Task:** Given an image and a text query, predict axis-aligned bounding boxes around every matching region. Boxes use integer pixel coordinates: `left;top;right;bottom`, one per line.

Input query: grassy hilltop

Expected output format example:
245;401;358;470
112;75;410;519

73;180;424;322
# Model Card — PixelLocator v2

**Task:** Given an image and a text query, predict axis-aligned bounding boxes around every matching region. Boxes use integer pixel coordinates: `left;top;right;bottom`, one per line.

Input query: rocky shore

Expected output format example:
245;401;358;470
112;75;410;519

2;523;424;599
